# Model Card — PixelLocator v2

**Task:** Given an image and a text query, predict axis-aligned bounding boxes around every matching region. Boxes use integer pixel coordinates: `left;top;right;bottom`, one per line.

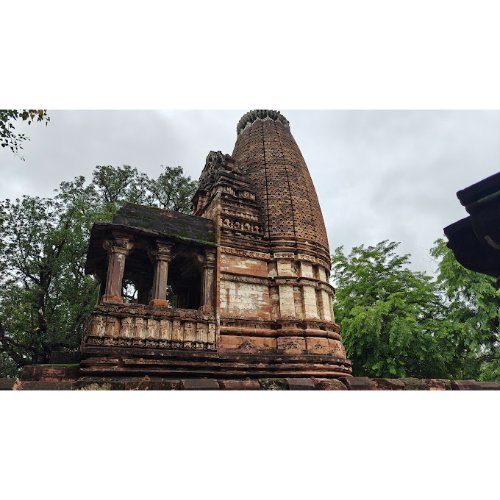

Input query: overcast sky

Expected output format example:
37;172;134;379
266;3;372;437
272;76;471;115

1;110;499;274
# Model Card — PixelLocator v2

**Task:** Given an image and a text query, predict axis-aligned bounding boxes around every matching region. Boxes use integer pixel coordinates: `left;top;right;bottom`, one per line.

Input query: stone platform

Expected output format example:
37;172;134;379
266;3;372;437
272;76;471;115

2;364;499;390
79;347;352;379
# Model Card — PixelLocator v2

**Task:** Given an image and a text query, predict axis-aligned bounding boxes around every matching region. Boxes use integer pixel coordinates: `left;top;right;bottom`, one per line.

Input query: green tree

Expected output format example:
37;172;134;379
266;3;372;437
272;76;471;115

0;195;99;369
332;241;456;378
0;109;50;158
431;239;500;381
0;164;197;377
145;165;198;213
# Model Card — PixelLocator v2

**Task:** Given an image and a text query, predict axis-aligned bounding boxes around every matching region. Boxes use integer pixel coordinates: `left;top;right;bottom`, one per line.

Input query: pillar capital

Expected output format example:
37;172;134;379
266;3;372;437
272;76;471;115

103;235;134;256
148;241;174;263
203;250;217;268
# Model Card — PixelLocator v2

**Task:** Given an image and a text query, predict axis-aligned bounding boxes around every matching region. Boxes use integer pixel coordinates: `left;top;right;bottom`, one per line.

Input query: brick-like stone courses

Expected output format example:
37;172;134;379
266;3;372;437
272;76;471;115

4;376;499;390
232;115;329;260
190;111;349;371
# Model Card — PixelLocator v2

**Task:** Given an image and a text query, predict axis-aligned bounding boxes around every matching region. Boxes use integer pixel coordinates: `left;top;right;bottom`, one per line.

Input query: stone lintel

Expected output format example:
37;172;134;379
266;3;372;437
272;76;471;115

220;246;271;261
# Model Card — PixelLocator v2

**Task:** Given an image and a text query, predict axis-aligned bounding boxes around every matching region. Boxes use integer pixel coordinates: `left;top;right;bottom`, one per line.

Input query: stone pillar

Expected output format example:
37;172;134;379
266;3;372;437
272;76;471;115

150;242;173;307
201;250;216;312
102;235;134;304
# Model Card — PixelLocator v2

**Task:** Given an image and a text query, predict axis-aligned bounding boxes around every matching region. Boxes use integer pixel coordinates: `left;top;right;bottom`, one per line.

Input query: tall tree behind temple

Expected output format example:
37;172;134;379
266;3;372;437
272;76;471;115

332;240;500;380
332;241;454;379
431;239;500;381
0;165;197;376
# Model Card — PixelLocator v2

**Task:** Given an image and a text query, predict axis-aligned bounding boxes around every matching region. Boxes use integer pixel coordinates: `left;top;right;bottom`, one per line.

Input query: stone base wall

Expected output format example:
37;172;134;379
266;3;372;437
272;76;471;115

3;372;499;390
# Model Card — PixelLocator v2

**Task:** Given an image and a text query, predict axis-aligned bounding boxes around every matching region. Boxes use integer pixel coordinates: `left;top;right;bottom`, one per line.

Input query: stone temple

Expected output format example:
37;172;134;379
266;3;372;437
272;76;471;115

81;110;352;379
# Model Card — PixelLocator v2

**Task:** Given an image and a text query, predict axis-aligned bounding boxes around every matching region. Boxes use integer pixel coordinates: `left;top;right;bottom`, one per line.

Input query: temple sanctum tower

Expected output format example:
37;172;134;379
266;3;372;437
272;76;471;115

81;110;352;379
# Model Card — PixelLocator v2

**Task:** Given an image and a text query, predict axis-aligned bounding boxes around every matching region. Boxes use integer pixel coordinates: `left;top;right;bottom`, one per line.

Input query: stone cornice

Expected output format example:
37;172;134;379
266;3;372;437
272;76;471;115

237;110;290;135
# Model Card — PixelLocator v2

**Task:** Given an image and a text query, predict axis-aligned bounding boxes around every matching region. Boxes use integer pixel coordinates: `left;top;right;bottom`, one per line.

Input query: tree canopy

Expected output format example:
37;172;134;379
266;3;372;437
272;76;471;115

0;109;50;158
0;164;197;376
431;239;500;380
332;240;500;380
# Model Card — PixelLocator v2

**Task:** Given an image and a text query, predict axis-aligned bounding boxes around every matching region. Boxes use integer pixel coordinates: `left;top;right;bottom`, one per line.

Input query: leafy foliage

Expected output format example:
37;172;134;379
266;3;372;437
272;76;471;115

431;239;500;380
0;109;50;158
332;241;452;378
332;240;500;380
0;165;197;376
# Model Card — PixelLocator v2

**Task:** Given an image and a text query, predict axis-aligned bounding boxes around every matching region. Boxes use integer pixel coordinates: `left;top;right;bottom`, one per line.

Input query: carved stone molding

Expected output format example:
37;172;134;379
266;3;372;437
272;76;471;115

103;236;134;256
273;252;295;260
148;241;174;263
237;109;290;135
220;246;271;261
204;250;217;268
84;313;217;351
220;272;269;286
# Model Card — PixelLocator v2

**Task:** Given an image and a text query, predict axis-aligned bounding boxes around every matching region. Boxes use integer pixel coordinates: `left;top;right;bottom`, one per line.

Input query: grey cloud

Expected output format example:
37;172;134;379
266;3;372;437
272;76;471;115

1;110;499;274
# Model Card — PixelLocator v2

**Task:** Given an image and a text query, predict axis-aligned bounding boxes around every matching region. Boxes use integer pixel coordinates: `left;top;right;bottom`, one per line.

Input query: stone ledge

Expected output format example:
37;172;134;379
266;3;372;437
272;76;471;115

313;378;347;390
286;378;317;390
0;378;16;390
181;379;220;390
450;380;500;390
14;380;76;390
341;377;376;390
218;379;261;390
21;364;80;381
3;376;500;390
372;378;406;390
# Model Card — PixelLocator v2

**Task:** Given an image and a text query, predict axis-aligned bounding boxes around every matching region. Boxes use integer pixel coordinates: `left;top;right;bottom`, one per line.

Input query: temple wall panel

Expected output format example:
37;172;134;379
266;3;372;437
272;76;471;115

220;279;272;320
302;285;319;319
218;334;276;351
305;337;332;355
277;260;294;277
278;284;296;318
300;261;314;278
318;266;328;282
270;286;280;316
293;286;304;318
321;290;332;321
329;339;347;358
277;336;306;354
220;253;268;278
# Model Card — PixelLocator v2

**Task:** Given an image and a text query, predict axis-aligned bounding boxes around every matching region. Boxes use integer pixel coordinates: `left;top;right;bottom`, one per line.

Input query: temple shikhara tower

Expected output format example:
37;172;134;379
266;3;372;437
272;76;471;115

81;110;352;379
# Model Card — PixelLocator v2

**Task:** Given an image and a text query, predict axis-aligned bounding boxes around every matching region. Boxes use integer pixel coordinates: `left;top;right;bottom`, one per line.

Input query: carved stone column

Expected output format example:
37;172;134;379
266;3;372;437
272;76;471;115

201;250;216;313
102;235;134;304
150;242;173;307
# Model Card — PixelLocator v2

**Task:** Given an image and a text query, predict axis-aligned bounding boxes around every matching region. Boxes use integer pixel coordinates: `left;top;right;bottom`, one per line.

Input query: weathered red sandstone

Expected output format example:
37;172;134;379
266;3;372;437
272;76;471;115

76;110;352;380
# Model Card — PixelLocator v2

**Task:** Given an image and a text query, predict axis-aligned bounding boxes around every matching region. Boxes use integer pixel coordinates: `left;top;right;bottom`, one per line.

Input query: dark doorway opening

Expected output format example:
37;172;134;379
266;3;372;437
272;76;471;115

168;253;202;309
122;247;154;305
